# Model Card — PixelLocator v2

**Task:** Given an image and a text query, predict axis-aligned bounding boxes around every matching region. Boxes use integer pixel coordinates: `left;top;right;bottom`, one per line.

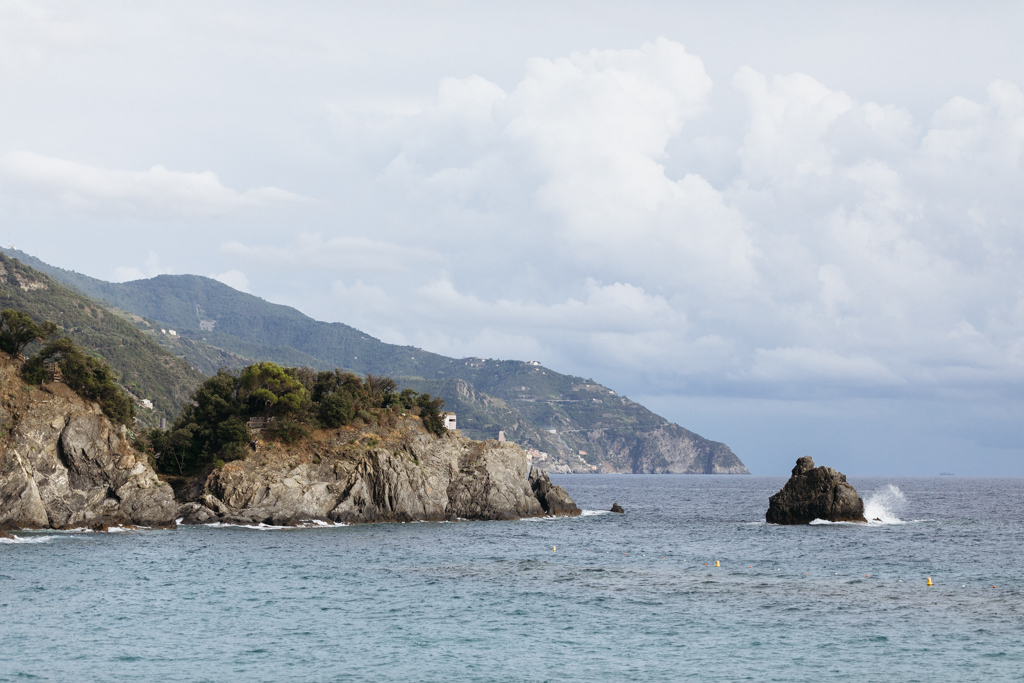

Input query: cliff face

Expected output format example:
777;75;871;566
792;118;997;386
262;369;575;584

579;423;749;474
0;357;177;529
177;420;581;526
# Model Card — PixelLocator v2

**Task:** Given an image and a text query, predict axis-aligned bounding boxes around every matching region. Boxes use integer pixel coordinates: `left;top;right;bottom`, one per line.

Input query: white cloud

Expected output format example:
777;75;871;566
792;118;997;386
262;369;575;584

0;1;89;78
220;233;442;273
307;52;1024;399
211;269;250;293
1;152;305;215
111;250;168;283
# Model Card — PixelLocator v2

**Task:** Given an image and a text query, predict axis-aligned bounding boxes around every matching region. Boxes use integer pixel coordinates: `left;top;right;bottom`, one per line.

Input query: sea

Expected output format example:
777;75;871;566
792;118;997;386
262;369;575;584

2;475;1023;682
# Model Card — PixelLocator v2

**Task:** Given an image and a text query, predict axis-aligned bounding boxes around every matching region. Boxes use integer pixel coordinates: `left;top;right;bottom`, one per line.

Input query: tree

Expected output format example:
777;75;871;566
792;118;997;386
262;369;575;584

0;309;57;356
417;393;447;437
24;336;135;425
237;361;307;417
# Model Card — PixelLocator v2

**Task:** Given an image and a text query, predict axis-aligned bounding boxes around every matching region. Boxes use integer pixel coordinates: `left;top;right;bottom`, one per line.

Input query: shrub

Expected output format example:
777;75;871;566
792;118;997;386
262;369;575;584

25;336;135;425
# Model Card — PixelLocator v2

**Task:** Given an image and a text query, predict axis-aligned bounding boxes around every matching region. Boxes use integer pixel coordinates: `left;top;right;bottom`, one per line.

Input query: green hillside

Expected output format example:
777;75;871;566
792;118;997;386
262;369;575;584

2;248;747;473
0;254;204;427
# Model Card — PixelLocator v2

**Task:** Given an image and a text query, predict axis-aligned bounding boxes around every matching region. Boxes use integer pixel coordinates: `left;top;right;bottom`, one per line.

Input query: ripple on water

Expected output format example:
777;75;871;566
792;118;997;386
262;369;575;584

1;475;1022;681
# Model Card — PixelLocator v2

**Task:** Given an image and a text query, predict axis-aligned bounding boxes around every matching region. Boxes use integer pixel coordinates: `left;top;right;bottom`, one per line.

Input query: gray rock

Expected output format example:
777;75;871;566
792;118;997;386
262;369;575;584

175;502;220;525
610;502;624;513
766;456;866;524
0;356;177;530
529;467;582;517
185;422;579;525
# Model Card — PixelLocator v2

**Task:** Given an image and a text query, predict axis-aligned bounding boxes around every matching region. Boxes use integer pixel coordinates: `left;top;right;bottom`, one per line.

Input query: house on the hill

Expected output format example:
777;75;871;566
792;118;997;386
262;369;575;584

443;412;457;431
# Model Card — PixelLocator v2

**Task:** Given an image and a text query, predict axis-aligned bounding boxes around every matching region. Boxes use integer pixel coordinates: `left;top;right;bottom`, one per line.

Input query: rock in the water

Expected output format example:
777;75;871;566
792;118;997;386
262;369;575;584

766;456;866;524
528;467;581;517
0;355;177;530
610;502;625;513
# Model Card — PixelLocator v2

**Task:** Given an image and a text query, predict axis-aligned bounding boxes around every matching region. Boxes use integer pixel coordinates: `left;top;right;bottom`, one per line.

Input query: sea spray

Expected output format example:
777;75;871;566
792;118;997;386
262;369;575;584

863;484;907;524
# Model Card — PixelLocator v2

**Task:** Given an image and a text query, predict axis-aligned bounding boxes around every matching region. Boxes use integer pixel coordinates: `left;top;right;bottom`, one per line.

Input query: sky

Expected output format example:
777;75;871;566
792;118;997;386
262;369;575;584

2;1;1023;475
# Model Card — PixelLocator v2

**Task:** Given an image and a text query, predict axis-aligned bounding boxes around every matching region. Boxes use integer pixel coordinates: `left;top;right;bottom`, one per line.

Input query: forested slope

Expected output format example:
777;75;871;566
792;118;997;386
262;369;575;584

0;254;204;427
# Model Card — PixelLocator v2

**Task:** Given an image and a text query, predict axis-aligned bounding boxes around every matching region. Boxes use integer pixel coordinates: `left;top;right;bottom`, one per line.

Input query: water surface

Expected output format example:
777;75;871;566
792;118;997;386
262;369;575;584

2;475;1022;681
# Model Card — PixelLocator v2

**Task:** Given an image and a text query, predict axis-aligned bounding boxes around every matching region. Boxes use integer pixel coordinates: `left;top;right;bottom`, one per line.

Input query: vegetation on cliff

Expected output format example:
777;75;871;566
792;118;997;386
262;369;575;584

137;361;446;475
0;253;204;426
1;308;136;425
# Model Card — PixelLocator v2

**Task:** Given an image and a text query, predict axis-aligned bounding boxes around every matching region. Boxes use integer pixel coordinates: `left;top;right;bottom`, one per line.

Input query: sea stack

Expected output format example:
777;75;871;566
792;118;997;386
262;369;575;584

766;456;866;524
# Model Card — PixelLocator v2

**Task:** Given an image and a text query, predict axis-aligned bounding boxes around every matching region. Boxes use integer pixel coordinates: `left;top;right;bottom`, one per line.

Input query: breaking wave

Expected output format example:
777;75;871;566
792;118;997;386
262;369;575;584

863;484;908;524
204;521;349;531
0;534;55;544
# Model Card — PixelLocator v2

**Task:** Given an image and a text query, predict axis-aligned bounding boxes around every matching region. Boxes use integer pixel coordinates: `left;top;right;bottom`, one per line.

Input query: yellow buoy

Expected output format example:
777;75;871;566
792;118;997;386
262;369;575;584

715;560;720;567
552;546;556;551
927;577;933;586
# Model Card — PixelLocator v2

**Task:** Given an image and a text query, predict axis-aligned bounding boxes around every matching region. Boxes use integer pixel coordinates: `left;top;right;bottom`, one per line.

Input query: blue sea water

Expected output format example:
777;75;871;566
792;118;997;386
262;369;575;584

2;475;1023;682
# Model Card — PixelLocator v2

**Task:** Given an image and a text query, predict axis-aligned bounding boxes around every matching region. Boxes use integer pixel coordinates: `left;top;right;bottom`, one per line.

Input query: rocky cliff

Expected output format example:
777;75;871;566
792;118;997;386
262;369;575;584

176;419;581;526
0;353;580;529
0;355;177;529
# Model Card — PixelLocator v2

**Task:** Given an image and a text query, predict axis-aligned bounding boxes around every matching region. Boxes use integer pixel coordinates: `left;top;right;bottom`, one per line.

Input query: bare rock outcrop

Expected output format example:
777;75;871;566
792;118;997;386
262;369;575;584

766;456;866;525
177;423;579;525
529;467;582;517
0;357;177;529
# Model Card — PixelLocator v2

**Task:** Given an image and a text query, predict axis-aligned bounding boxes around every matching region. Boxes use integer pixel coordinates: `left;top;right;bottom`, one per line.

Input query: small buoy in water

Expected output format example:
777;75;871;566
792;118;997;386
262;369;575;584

927;577;933;586
715;560;720;567
552;546;556;551
866;574;870;578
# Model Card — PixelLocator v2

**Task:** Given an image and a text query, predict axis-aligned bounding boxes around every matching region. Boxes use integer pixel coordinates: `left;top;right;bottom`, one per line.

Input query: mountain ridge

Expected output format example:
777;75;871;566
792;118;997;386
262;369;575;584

1;248;748;474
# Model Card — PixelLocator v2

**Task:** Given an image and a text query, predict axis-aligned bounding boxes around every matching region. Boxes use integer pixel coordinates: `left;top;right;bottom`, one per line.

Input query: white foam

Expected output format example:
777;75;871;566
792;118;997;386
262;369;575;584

204;520;348;530
0;534;55;544
863;484;908;525
581;510;611;517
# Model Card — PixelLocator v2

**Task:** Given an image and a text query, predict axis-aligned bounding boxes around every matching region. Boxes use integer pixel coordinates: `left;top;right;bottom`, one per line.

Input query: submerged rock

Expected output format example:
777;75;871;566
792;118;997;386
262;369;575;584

610;502;625;513
766;456;866;525
0;355;177;530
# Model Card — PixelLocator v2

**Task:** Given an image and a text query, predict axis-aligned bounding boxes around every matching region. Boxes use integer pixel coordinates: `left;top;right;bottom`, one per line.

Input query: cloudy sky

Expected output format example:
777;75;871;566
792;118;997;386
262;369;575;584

3;1;1023;474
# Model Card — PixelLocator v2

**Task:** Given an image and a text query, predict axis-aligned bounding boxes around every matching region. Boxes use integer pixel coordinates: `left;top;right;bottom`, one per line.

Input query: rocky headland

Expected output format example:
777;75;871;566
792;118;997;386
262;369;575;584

0;357;177;529
765;456;866;524
175;418;581;526
0;354;580;530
